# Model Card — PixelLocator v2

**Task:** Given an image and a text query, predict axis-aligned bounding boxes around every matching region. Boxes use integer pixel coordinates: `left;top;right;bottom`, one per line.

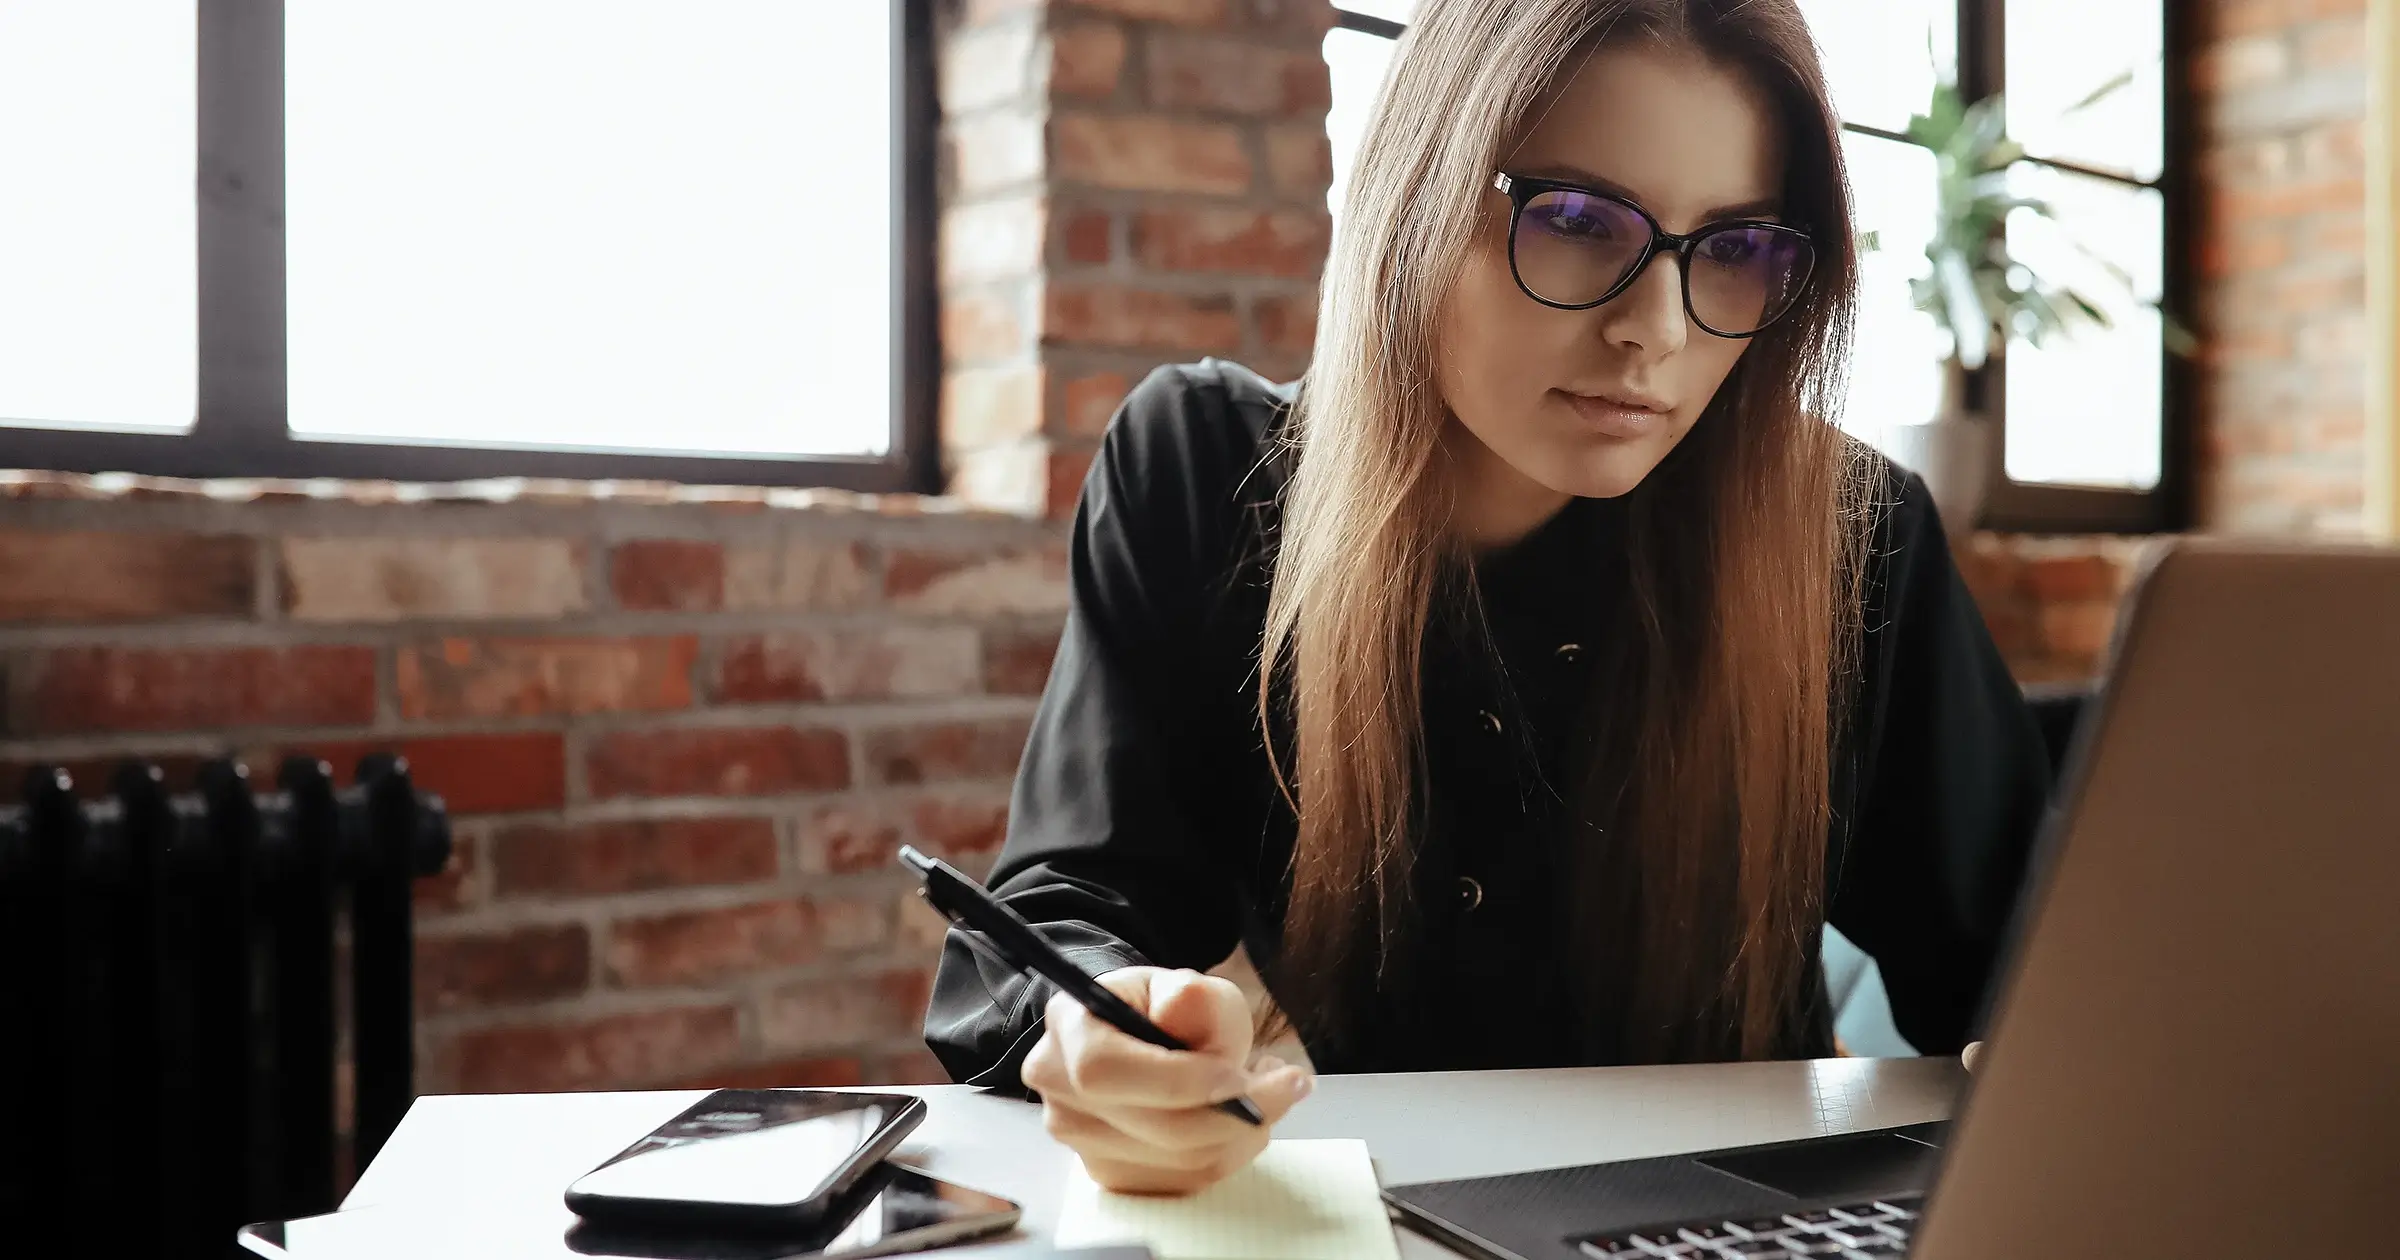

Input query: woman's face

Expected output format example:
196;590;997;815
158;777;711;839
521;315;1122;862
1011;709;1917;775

1437;42;1789;535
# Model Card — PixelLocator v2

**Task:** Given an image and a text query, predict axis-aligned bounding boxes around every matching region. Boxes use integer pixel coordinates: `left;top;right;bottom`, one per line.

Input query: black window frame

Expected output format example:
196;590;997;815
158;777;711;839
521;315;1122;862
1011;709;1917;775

0;0;940;494
1331;0;2188;534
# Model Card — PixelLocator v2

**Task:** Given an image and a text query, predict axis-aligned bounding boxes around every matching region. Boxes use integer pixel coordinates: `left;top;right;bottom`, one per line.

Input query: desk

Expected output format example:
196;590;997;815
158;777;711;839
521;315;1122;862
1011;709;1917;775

345;1057;1963;1258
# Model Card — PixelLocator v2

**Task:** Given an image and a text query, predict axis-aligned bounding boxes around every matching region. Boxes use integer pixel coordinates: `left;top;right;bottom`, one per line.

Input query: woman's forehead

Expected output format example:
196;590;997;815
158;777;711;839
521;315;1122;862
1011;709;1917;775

1512;42;1787;229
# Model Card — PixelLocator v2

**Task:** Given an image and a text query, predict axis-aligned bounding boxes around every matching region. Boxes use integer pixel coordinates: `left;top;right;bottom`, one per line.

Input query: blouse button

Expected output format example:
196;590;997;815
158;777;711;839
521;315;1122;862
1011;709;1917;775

1555;642;1582;663
1477;709;1503;736
1457;875;1484;911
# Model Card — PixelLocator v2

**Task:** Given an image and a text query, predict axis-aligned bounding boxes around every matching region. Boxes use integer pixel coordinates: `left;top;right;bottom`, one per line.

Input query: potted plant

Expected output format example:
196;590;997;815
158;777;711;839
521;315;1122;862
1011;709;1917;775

1865;75;2188;533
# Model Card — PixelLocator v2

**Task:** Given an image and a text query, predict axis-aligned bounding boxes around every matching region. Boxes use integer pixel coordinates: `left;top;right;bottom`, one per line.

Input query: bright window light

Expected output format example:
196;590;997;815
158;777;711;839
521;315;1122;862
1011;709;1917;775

1323;25;1400;223
0;1;196;435
284;1;894;459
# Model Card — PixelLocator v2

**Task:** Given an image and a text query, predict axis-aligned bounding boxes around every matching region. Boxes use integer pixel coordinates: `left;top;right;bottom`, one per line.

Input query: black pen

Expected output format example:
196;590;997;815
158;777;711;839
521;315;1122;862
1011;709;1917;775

897;845;1266;1126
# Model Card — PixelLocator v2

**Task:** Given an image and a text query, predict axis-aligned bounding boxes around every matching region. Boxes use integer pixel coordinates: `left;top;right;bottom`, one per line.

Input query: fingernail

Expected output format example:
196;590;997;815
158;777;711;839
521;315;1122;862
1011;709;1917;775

1291;1071;1314;1100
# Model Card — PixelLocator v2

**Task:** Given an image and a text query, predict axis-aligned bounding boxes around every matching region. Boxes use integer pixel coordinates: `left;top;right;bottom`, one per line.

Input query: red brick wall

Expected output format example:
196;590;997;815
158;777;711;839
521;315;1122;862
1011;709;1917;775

2192;0;2371;535
938;0;1332;514
0;476;1061;1092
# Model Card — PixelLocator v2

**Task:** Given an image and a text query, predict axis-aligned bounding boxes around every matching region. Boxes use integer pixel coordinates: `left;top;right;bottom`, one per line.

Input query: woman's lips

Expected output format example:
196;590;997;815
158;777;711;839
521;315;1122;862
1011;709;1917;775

1557;389;1670;439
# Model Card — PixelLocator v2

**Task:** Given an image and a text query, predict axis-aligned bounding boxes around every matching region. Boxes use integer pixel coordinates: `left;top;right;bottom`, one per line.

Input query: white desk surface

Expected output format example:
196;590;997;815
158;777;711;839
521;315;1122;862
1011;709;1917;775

345;1057;1964;1258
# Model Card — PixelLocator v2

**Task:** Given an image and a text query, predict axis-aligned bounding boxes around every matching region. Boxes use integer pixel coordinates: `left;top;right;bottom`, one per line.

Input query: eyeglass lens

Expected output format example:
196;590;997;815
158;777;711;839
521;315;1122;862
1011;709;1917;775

1512;188;1812;335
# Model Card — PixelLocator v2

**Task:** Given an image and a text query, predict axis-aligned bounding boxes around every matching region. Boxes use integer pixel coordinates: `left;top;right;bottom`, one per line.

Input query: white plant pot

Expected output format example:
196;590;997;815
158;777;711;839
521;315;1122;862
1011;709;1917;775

1883;365;1990;537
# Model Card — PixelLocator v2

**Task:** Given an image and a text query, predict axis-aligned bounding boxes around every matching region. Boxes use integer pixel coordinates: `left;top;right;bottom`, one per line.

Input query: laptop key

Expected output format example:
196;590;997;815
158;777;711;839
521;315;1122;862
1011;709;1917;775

1576;1241;1649;1259
1870;1199;1922;1219
1679;1225;1742;1245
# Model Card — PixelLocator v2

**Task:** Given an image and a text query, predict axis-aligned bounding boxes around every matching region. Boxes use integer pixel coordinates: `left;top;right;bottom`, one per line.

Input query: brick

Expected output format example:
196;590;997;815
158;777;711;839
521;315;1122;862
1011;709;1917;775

863;716;1031;785
941;197;1046;285
1050;22;1128;99
1060;207;1113;265
885;545;1070;614
1060;0;1228;24
981;625;1062;694
396;636;696;720
2192;34;2291;93
940;20;1040;114
756;968;935;1054
492;817;780;898
1047;445;1097;520
1264;122;1334;201
945;441;1051;515
1254;291;1319;353
386;732;568;815
661;1056;866;1091
415;831;480;915
949;111;1045;194
1062;370;1131;439
417;923;591;1014
1134;207;1329;278
436;1005;741;1093
587;726;851;798
280;537;585;622
0;531;253;622
2018;555;2122;602
942;363;1046;450
1145;33;1331;116
799;799;909;875
1053;113;1251;195
1044;284;1243;354
258;732;569;815
610;540;724;612
2039;601;2120;660
723;539;874;611
607;897;889;989
940;287;1030;364
713;627;981;703
910;793;1012;860
865;1050;952;1086
897;887;951;950
31;645;377;734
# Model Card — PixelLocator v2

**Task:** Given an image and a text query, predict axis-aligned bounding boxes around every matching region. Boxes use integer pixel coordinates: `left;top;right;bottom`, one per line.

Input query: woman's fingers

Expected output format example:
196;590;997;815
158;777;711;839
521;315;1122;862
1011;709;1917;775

1022;966;1315;1195
1043;988;1251;1108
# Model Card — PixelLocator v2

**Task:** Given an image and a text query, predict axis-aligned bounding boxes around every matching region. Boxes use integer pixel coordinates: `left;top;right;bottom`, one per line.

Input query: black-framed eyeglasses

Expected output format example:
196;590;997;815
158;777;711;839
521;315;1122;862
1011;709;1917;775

1491;172;1817;339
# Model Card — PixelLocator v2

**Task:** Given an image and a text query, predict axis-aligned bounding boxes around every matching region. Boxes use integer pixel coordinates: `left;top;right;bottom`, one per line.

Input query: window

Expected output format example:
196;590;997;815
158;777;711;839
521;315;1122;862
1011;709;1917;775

1324;1;2183;532
0;1;937;491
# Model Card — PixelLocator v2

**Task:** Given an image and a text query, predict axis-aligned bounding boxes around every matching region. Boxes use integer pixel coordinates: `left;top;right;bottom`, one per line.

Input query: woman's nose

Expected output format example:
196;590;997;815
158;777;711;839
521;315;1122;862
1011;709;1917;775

1594;250;1689;358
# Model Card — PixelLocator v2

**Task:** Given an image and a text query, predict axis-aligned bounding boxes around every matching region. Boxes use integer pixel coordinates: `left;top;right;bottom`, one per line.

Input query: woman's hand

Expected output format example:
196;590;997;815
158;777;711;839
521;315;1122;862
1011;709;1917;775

1021;966;1315;1195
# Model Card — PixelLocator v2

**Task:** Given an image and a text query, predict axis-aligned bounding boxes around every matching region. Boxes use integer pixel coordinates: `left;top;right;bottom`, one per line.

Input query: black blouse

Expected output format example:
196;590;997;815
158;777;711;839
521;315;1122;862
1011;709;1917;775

924;359;2049;1088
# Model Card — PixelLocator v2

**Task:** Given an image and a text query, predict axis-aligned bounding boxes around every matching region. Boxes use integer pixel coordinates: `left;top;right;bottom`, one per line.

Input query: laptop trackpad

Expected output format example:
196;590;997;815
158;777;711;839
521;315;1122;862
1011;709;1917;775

1695;1129;1943;1202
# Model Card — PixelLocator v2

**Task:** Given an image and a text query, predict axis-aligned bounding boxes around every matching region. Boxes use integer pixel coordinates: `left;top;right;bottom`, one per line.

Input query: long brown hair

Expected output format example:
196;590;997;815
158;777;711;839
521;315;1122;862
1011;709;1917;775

1258;0;1877;1063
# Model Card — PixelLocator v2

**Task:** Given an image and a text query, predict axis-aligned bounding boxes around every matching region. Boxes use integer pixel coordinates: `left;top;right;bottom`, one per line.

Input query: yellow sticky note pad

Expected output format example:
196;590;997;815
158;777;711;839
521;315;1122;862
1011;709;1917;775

1052;1138;1401;1260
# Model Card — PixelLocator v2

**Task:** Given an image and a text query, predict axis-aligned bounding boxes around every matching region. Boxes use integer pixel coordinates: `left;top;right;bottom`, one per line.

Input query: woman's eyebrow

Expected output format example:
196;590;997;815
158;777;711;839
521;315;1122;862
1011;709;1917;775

1513;162;1783;222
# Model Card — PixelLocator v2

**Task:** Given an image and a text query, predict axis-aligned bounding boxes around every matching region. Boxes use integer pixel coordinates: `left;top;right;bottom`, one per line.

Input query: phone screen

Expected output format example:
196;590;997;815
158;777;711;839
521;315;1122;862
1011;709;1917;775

568;1093;897;1209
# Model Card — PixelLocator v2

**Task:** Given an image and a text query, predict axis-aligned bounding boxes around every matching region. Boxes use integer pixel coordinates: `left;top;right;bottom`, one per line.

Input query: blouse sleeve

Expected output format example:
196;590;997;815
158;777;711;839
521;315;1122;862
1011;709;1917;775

922;365;1266;1090
1825;469;2054;1055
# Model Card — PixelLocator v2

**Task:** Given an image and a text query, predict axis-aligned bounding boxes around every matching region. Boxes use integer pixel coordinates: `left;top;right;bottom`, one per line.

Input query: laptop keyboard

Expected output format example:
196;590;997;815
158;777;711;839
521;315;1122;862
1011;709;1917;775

1572;1193;1922;1258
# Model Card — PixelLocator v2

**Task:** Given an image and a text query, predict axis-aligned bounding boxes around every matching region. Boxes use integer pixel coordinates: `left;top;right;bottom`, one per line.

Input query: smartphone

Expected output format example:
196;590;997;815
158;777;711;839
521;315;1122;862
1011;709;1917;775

236;1163;1022;1259
564;1089;928;1230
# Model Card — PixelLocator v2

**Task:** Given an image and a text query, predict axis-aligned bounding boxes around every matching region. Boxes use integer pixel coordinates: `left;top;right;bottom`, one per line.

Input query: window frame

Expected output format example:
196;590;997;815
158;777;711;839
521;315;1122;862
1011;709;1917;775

0;0;941;493
1330;0;2188;534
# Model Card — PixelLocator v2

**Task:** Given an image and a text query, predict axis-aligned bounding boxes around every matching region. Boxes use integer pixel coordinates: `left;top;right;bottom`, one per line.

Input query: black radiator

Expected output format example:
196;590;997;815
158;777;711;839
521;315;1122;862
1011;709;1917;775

0;754;450;1256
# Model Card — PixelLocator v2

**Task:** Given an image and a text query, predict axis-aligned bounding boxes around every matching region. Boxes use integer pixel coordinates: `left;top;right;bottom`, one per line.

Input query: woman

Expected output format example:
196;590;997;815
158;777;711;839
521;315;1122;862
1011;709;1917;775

924;0;2047;1193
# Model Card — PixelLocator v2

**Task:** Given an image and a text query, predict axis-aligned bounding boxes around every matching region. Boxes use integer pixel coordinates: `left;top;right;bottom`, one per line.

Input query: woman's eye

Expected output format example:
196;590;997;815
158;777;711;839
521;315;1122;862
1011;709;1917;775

1536;210;1611;240
1702;234;1761;265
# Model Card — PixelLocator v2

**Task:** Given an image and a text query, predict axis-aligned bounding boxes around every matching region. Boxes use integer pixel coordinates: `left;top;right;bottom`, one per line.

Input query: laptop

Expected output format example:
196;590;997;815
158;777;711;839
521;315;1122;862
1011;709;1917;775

1382;539;2399;1259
